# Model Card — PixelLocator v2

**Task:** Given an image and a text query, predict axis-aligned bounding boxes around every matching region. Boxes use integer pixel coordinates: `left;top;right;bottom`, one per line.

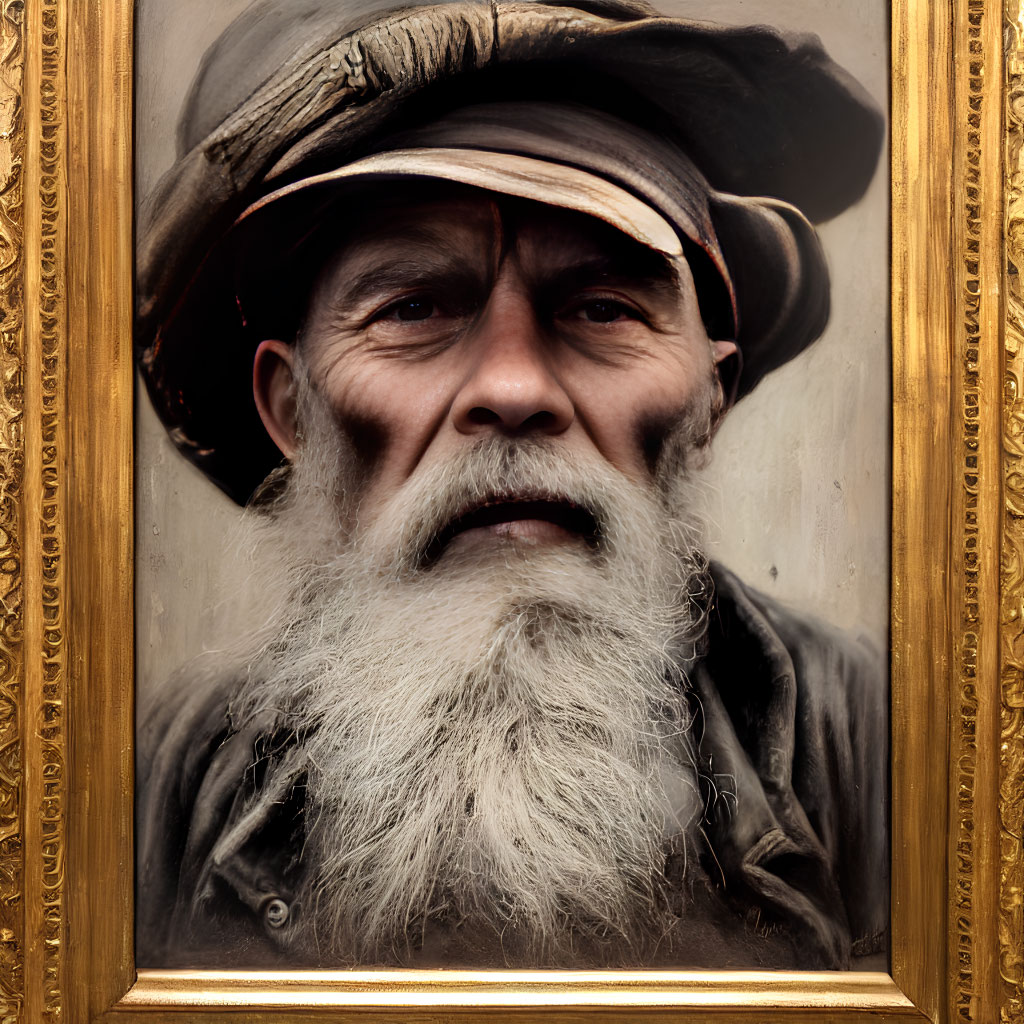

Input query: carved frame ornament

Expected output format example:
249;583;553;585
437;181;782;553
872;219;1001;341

0;0;1015;1020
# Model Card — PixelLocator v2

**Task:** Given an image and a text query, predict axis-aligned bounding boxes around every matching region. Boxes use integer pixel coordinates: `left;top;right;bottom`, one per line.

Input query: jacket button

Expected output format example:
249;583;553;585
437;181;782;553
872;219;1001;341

264;898;290;929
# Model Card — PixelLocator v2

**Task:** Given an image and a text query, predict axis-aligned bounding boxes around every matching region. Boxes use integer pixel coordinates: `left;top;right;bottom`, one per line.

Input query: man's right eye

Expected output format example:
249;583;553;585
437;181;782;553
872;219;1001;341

390;298;436;321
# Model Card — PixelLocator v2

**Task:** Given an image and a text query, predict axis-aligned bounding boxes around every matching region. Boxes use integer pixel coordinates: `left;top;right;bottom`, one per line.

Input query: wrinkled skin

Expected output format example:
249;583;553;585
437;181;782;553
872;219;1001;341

252;185;735;545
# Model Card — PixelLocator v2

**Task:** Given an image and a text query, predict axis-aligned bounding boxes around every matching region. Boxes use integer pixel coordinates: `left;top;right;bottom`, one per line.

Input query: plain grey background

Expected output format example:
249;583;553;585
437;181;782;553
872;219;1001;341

134;0;891;702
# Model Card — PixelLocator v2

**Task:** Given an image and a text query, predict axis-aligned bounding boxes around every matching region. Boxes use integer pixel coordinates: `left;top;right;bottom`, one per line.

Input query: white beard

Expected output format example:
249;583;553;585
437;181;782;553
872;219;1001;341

221;378;717;966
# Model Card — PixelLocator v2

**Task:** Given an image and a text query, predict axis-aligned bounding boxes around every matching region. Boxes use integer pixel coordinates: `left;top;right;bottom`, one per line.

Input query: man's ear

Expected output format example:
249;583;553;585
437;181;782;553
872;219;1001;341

709;339;740;434
253;339;299;459
712;339;738;367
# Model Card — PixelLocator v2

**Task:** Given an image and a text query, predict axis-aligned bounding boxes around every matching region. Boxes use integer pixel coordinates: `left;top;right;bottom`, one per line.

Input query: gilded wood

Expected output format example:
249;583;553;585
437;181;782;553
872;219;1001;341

21;0;64;1019
889;0;954;1016
1003;3;1024;1021
117;970;920;1019
61;0;134;1019
0;0;23;1020
949;0;1006;1021
34;0;63;1017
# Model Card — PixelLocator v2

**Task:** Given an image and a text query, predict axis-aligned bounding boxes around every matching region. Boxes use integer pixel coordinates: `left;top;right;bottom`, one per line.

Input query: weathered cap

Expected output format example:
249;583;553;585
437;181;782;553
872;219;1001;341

135;0;884;505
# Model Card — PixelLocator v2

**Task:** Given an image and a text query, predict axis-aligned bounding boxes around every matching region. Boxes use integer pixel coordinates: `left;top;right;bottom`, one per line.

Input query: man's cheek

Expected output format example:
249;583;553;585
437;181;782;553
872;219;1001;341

635;408;683;477
316;366;399;482
334;408;392;490
634;397;714;482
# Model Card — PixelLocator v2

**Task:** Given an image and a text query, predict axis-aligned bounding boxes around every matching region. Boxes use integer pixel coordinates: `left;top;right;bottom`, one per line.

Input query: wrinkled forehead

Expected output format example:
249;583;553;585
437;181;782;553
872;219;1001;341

309;182;682;288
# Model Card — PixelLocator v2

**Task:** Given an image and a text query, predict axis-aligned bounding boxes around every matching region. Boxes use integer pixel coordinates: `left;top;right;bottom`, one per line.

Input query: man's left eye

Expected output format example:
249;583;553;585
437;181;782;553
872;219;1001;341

573;299;639;323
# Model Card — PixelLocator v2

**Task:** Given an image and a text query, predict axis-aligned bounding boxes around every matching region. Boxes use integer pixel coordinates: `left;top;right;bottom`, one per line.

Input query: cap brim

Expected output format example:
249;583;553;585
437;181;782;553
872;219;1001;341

240;147;689;263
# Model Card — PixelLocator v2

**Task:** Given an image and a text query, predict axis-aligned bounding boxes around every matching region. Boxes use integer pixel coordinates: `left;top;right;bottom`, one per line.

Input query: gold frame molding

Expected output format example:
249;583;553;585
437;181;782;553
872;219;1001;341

0;0;1014;1020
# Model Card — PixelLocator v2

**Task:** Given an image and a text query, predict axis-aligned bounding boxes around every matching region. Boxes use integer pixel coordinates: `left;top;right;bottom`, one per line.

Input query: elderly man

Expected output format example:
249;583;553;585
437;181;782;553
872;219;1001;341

135;0;887;971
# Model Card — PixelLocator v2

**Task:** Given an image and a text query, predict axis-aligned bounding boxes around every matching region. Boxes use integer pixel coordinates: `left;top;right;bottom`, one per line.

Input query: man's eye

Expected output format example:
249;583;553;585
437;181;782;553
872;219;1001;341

573;300;639;323
391;298;436;321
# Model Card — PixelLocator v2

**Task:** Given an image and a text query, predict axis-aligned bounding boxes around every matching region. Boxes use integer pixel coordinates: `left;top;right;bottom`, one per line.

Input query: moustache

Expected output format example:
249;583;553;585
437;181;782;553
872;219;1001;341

359;438;634;576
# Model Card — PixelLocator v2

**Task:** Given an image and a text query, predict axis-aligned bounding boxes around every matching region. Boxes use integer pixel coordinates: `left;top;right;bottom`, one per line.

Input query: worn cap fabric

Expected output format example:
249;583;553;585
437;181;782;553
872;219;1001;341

135;0;884;505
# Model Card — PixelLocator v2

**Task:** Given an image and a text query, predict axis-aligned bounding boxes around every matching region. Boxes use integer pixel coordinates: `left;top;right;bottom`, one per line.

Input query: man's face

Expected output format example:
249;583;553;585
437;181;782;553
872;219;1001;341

240;185;732;965
254;185;732;548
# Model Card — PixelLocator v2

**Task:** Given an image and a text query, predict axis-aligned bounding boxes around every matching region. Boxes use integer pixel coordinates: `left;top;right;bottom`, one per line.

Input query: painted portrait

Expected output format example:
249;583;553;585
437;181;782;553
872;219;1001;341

132;0;891;972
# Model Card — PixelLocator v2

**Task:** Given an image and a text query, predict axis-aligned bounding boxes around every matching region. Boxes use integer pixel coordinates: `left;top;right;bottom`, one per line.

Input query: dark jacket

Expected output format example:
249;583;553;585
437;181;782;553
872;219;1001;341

136;562;888;968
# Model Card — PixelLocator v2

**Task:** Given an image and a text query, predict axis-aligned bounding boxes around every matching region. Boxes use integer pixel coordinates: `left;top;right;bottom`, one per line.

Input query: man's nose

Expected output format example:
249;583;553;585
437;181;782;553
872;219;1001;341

450;291;574;436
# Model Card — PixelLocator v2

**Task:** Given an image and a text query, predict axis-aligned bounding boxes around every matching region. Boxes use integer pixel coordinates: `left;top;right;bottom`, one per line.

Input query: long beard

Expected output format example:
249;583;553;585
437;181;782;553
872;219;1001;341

225;380;717;966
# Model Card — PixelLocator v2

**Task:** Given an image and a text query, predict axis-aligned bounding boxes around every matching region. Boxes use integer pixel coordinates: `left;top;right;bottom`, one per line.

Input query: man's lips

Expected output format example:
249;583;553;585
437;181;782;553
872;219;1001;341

422;496;599;564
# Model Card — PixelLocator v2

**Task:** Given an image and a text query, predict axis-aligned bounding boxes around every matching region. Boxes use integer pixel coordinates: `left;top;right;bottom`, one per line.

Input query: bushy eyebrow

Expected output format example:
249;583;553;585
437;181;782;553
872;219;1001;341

530;254;682;303
310;221;681;326
320;249;488;319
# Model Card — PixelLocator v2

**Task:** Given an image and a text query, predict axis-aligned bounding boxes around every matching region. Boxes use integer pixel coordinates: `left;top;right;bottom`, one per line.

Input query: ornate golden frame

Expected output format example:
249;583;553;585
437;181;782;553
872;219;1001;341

0;0;1015;1020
